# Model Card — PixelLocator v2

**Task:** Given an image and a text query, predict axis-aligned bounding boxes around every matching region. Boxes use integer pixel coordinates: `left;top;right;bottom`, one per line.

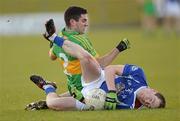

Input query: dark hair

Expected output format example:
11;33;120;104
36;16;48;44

155;93;166;108
64;6;87;27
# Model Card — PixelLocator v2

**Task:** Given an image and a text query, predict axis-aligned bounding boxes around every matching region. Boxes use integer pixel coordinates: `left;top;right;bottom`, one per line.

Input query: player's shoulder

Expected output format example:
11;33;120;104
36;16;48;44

71;34;89;42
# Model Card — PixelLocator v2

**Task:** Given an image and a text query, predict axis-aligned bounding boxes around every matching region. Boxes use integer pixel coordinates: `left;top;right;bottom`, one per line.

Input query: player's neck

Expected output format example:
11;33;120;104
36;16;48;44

135;98;142;109
66;26;76;32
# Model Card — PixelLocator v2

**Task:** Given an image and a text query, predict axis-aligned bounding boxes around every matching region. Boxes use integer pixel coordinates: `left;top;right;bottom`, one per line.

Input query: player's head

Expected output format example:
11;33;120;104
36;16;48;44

64;6;88;34
138;88;166;108
154;92;166;108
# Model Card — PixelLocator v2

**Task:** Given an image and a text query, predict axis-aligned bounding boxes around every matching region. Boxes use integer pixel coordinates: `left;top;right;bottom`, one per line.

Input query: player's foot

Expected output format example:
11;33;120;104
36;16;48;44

25;100;48;111
30;75;57;90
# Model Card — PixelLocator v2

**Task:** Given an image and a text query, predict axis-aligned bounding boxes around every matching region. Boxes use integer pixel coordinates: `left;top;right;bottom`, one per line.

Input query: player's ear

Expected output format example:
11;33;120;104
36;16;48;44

69;19;76;26
151;89;158;93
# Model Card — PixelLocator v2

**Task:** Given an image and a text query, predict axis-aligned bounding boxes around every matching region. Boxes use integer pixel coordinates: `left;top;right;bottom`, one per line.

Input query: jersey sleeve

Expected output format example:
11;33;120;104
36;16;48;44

122;64;148;86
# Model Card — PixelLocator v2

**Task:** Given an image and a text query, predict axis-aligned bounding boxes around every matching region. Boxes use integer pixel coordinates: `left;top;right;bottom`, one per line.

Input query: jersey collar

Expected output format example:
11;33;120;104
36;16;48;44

62;27;80;36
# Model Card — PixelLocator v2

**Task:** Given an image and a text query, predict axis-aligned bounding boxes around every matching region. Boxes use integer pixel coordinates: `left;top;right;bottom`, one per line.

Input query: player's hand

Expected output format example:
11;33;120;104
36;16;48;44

104;90;118;110
116;38;130;52
43;19;56;41
71;86;85;102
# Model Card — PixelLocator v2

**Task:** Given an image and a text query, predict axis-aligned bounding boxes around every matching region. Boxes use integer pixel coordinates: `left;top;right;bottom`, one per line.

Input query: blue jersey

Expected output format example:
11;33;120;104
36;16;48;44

100;64;148;109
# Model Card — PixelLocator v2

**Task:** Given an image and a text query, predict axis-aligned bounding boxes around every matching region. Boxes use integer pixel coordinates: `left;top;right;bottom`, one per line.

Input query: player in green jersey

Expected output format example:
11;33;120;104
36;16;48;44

48;6;129;94
26;6;130;110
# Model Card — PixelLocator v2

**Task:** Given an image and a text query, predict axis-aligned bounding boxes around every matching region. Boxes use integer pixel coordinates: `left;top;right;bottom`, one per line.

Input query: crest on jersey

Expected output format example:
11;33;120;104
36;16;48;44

115;82;125;94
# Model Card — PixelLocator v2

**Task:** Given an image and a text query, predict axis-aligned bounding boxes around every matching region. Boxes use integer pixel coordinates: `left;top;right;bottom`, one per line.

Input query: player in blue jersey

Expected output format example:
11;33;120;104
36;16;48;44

81;64;166;109
28;26;165;110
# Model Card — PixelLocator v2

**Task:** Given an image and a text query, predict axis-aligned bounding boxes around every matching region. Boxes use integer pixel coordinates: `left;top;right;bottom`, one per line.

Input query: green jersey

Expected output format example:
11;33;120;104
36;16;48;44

51;28;98;93
143;0;156;16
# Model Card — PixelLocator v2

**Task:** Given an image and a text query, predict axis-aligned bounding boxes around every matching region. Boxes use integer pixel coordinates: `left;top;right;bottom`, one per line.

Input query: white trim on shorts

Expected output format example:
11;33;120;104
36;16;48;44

81;70;105;97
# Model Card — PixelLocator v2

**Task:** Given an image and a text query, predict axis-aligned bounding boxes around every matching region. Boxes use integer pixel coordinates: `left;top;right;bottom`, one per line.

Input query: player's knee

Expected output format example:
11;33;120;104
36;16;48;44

46;100;55;109
81;52;93;62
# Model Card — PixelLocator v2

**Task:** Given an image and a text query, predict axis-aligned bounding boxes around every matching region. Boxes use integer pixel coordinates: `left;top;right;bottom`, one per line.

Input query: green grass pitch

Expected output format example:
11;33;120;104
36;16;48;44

0;28;179;121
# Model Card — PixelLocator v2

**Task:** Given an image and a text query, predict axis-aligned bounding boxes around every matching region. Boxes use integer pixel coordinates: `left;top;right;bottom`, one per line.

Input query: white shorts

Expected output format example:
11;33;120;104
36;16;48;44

81;70;105;97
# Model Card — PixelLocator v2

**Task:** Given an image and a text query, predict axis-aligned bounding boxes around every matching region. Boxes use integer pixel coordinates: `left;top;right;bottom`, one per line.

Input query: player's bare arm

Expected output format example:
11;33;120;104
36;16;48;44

104;65;125;91
96;38;130;68
103;65;125;110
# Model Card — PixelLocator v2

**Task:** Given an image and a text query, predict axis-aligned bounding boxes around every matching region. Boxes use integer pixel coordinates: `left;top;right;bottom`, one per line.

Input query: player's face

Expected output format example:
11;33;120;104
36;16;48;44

74;14;88;34
138;88;160;108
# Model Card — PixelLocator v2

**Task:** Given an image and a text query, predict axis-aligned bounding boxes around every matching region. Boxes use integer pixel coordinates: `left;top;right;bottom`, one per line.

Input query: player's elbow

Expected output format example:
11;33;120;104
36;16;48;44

104;65;116;75
104;65;124;76
49;51;57;60
49;55;57;60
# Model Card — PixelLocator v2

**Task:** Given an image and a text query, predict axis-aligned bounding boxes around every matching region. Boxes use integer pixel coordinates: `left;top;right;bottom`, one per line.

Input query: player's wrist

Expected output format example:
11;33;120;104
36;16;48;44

48;34;64;47
116;41;127;52
107;90;117;98
48;33;57;42
108;90;116;93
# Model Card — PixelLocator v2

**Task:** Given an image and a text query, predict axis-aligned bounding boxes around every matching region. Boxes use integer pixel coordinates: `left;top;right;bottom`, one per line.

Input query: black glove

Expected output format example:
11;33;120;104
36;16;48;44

104;90;119;110
43;19;56;41
116;38;130;52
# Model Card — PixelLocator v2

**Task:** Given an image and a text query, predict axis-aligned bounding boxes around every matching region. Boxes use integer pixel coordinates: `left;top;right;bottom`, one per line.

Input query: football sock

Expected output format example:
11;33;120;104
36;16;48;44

75;100;92;110
43;85;56;95
75;100;86;110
